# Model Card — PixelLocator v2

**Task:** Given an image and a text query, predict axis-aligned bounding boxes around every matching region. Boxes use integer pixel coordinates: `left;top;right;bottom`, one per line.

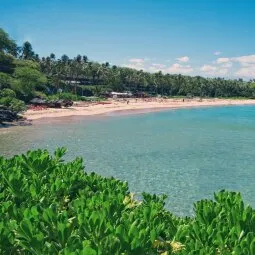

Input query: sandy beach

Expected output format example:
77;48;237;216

24;98;255;120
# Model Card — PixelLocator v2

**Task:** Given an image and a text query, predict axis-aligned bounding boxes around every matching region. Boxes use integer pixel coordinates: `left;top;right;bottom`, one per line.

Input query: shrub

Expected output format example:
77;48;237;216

0;88;16;98
33;90;47;99
58;92;80;101
12;66;47;102
1;148;255;254
0;72;11;89
47;94;59;101
0;96;26;112
48;92;81;101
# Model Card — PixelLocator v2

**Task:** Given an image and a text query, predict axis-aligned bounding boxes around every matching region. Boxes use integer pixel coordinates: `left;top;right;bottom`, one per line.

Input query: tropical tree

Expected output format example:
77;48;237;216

0;28;17;74
0;28;17;55
2;26;254;100
12;62;47;101
0;72;11;89
21;41;35;60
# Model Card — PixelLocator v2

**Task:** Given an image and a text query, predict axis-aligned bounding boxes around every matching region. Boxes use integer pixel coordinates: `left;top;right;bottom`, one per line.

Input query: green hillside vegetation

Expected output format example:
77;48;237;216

1;148;255;254
1;27;255;113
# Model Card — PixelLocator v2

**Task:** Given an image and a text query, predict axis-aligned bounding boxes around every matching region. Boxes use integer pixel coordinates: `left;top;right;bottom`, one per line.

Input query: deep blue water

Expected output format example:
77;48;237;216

1;106;255;216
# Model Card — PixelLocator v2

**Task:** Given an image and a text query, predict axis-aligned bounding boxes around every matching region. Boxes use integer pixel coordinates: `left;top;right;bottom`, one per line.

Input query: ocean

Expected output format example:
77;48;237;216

1;105;255;216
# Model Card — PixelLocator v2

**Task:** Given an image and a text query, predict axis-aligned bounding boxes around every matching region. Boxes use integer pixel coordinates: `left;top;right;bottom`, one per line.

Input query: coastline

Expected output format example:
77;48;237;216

24;98;255;121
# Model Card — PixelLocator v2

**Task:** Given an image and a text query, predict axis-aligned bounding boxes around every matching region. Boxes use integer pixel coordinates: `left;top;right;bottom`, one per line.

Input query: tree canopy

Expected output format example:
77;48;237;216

0;28;17;55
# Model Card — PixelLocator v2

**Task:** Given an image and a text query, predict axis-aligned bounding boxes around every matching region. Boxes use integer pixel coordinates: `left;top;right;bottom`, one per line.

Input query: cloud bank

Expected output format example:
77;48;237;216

122;54;255;79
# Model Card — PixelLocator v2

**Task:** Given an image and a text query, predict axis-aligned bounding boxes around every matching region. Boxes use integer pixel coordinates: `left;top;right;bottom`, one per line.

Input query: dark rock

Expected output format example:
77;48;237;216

0;109;21;123
30;98;47;105
63;100;73;107
0;105;28;126
47;100;62;108
30;97;73;108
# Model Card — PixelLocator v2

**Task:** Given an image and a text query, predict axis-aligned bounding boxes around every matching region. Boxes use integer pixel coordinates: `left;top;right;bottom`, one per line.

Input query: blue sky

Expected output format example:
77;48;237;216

1;0;255;79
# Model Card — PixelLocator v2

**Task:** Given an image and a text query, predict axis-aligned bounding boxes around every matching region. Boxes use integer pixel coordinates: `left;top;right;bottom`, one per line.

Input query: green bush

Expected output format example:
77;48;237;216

0;88;16;98
48;92;81;101
1;148;255;254
58;92;80;101
46;94;59;101
33;91;47;99
0;96;26;112
0;72;11;89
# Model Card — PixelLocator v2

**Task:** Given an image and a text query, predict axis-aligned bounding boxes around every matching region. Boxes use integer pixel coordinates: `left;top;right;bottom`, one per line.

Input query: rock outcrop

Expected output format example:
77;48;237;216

29;98;73;108
0;106;29;126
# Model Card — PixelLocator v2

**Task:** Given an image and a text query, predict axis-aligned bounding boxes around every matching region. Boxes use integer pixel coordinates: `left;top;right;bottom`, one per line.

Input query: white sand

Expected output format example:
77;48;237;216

24;98;255;120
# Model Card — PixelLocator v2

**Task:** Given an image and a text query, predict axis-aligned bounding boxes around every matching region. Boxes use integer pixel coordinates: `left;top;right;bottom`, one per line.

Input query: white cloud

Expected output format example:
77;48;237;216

151;63;166;68
213;54;255;78
221;62;233;68
148;67;161;73
239;62;255;67
201;65;217;72
122;58;146;70
214;51;222;56
235;64;255;78
216;54;255;67
232;55;255;65
216;69;229;75
123;63;145;70
128;58;145;63
166;63;193;74
148;64;166;73
202;54;255;78
200;64;229;76
122;54;255;78
216;57;231;64
176;56;189;63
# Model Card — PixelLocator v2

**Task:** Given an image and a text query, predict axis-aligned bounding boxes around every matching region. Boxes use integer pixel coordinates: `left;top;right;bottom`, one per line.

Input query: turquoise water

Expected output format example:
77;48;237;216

1;106;255;216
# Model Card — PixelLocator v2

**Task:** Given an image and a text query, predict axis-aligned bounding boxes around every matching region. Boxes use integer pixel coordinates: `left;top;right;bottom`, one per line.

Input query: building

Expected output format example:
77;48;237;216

110;92;133;98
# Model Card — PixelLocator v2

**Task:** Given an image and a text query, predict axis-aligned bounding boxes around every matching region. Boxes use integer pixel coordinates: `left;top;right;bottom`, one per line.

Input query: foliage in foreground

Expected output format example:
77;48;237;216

1;149;255;254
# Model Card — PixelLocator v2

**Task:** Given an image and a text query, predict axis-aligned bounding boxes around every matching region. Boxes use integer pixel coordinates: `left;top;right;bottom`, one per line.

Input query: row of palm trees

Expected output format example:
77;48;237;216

13;39;255;98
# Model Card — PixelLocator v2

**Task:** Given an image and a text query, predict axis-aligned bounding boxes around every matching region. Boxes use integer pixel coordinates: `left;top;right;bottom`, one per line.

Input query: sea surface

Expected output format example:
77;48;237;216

1;106;255;216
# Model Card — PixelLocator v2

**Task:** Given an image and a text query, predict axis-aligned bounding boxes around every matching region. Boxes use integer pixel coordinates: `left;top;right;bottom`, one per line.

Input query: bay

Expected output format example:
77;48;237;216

1;105;255;216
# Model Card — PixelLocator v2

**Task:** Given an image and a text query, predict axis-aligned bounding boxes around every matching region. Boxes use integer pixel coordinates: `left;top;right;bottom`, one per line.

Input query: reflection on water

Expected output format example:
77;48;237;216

1;106;255;216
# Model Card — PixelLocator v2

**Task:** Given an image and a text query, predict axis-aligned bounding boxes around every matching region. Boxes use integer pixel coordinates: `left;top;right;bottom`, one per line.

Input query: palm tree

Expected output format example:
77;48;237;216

82;55;88;63
50;53;55;60
22;41;34;60
61;54;69;63
76;54;82;63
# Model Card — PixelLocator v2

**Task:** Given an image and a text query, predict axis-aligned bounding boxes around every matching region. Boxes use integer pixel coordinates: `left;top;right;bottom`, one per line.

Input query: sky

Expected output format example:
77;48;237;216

1;0;255;79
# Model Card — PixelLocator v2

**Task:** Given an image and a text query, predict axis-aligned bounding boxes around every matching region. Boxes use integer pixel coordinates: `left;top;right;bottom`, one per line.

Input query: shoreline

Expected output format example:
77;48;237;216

23;98;255;121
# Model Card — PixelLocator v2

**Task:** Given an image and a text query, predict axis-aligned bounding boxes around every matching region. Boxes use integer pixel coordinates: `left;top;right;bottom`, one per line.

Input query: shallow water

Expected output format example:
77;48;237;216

1;106;255;216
